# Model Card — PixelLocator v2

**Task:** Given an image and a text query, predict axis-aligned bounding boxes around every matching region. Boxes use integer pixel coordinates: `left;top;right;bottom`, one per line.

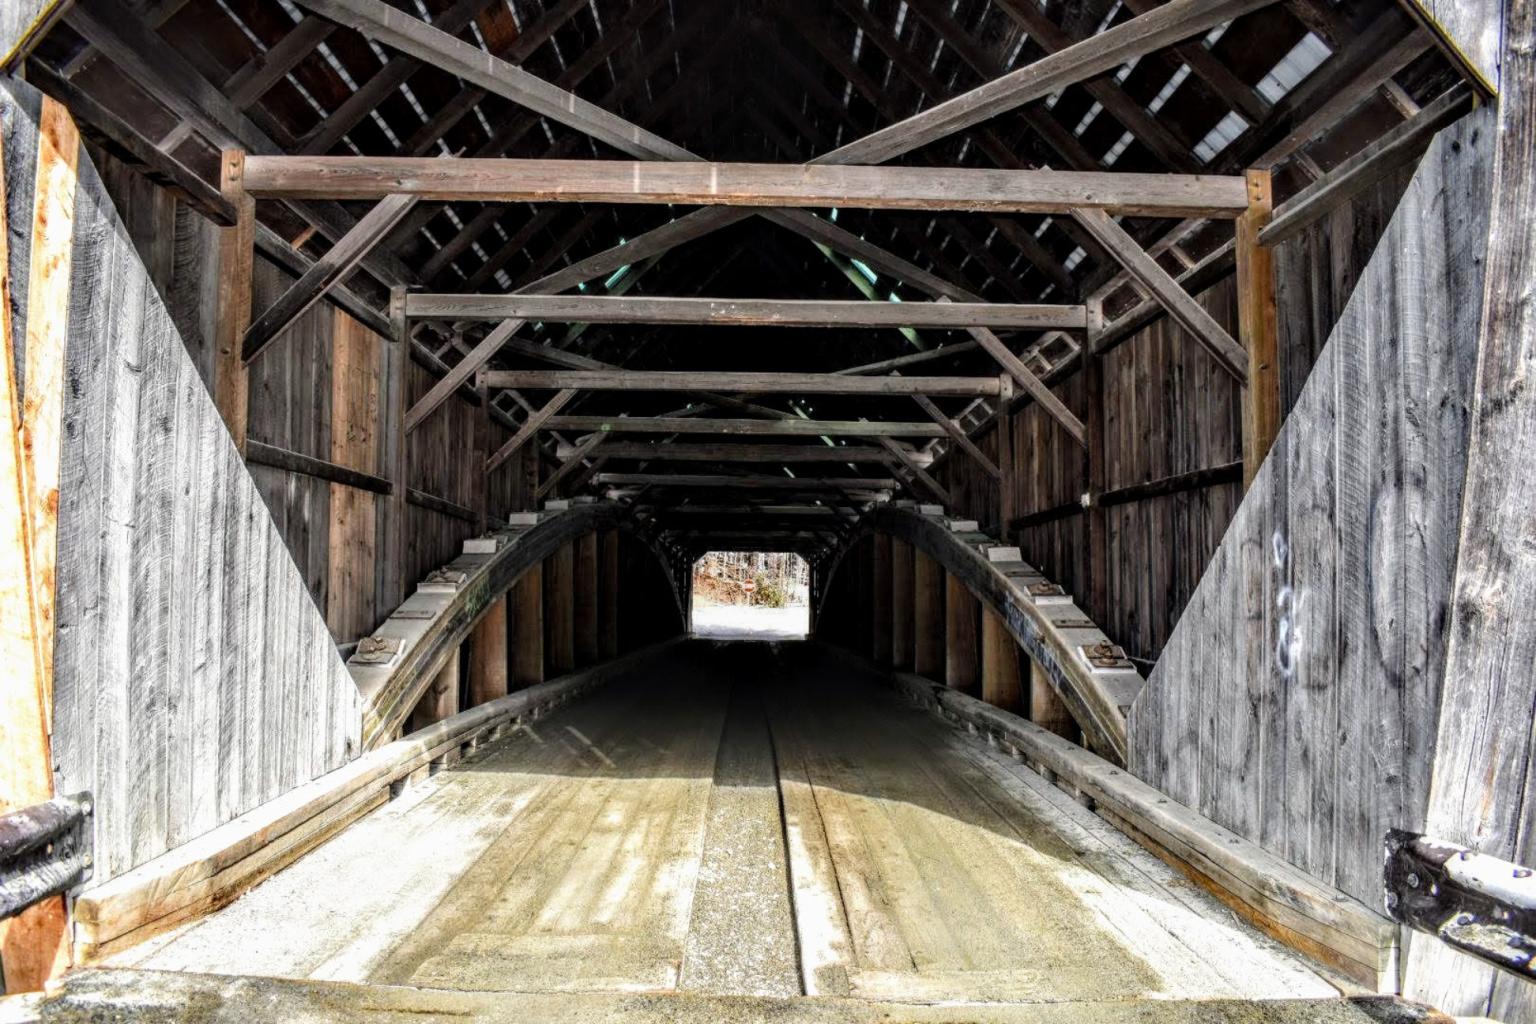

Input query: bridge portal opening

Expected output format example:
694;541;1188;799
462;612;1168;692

691;551;810;640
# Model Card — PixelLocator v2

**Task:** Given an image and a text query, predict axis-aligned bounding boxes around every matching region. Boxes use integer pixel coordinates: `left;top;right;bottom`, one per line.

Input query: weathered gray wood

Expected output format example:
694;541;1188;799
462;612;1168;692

1129;111;1493;915
546;416;946;438
557;442;899;464
815;0;1273;166
409;294;1087;331
245;439;393;495
485;371;1004;397
242;194;418;363
0;79;362;885
594;473;897;492
241;156;1249;218
0;0;65;71
1403;8;1536;1016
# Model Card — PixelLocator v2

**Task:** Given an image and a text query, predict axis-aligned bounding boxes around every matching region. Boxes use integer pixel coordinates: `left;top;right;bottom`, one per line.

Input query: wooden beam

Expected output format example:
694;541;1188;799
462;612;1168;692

835;341;981;376
914;549;945;680
912;394;1001;479
1074;208;1249;382
1237;170;1280;489
293;0;693;162
468;597;508;707
1028;658;1079;740
1083;302;1108;623
485;371;1005;397
558;441;901;464
536;432;605;499
408;294;1086;330
242;193;418;363
383;289;410;606
485;389;577;473
981;605;1023;714
815;0;1275;166
592;473;897;492
240;156;1250;217
245;439;393;494
214;150;253;454
945;572;980;695
24;60;235;224
545;416;947;437
0;95;69;992
511;564;543;689
406;487;477;524
1260;84;1477;247
878;437;952;504
544;541;575;676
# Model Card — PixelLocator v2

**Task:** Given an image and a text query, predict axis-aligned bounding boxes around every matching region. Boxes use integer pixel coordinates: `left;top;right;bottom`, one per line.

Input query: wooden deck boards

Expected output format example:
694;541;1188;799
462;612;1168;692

107;640;1341;1005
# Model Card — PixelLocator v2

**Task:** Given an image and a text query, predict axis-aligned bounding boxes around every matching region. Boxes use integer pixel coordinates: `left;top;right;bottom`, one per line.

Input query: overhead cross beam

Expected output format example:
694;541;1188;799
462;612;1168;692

544;416;948;438
407;295;1088;331
555;442;909;465
484;371;1006;397
239;157;1250;219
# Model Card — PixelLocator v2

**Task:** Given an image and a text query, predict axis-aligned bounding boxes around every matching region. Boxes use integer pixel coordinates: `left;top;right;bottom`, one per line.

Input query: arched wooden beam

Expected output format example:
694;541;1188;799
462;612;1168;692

348;501;684;749
816;505;1143;764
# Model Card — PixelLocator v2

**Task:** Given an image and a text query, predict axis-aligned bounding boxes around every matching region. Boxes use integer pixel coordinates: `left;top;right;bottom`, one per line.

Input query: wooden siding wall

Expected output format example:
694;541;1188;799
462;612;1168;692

1;78;361;883
933;167;1418;669
1128;111;1493;909
92;146;534;648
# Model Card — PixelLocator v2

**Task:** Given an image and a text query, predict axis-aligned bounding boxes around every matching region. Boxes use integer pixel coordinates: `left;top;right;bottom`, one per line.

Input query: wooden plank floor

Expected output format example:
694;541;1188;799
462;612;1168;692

107;640;1343;1006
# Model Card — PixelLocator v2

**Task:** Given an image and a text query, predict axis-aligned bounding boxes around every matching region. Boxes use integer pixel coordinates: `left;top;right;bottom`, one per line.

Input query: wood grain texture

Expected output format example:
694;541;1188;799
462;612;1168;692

1128;110;1493;911
2;79;362;886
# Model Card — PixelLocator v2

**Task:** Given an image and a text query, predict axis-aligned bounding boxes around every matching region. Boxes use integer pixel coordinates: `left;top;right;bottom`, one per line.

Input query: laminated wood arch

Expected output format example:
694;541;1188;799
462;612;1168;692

815;504;1143;764
347;501;684;749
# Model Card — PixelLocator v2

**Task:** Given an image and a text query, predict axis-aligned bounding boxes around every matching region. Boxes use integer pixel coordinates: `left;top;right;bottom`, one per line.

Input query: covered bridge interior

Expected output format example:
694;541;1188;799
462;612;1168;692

0;0;1533;1020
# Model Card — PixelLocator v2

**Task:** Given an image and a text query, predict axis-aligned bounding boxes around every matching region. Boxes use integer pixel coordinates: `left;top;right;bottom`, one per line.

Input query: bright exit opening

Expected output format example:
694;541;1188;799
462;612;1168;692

691;551;810;640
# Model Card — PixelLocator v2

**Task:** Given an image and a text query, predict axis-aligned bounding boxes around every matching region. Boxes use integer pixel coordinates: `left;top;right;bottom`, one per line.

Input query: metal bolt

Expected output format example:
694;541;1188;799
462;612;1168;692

1457;914;1475;926
1406;872;1420;889
1515;867;1533;879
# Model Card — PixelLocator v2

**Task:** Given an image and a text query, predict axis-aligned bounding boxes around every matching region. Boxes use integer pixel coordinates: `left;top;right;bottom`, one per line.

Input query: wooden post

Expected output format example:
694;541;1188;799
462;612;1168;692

1027;656;1078;741
871;532;892;665
981;606;1023;713
913;549;944;679
511;564;543;689
944;572;979;694
0;106;71;990
545;541;575;676
468;596;508;706
472;364;490;533
574;531;599;666
382;286;410;607
409;653;460;731
1084;300;1109;623
994;374;1016;538
890;537;914;670
214;149;253;455
1237;168;1279;490
598;529;619;661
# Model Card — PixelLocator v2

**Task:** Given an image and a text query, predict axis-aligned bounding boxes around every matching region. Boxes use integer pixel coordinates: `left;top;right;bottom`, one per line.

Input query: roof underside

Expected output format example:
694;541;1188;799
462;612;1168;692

27;0;1474;557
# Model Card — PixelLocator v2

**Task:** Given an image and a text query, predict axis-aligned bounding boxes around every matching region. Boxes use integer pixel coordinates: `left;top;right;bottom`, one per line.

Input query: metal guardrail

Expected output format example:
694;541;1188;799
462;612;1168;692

1385;829;1536;979
0;793;93;920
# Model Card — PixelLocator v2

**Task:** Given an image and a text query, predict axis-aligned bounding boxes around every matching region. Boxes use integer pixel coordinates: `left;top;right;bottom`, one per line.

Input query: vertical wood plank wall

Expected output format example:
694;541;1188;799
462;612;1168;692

88;147;532;651
1129;112;1492;909
2;79;362;884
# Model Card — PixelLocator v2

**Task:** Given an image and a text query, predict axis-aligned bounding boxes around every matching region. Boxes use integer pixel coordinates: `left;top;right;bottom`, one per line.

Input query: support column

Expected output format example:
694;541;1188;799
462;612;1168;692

890;537;914;670
214;149;252;456
574;531;599;666
1027;657;1078;741
913;549;944;679
545;542;575;676
944;572;980;694
409;653;460;731
994;374;1016;539
871;533;892;665
468;596;508;706
472;364;490;533
598;529;619;661
1238;168;1280;490
511;564;543;689
382;286;410;607
1084;300;1109;623
981;606;1023;713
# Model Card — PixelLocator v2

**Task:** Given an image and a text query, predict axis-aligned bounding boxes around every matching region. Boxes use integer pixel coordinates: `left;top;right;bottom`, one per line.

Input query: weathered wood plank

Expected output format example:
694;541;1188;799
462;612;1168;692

547;416;946;438
241;156;1250;218
485;371;1004;397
